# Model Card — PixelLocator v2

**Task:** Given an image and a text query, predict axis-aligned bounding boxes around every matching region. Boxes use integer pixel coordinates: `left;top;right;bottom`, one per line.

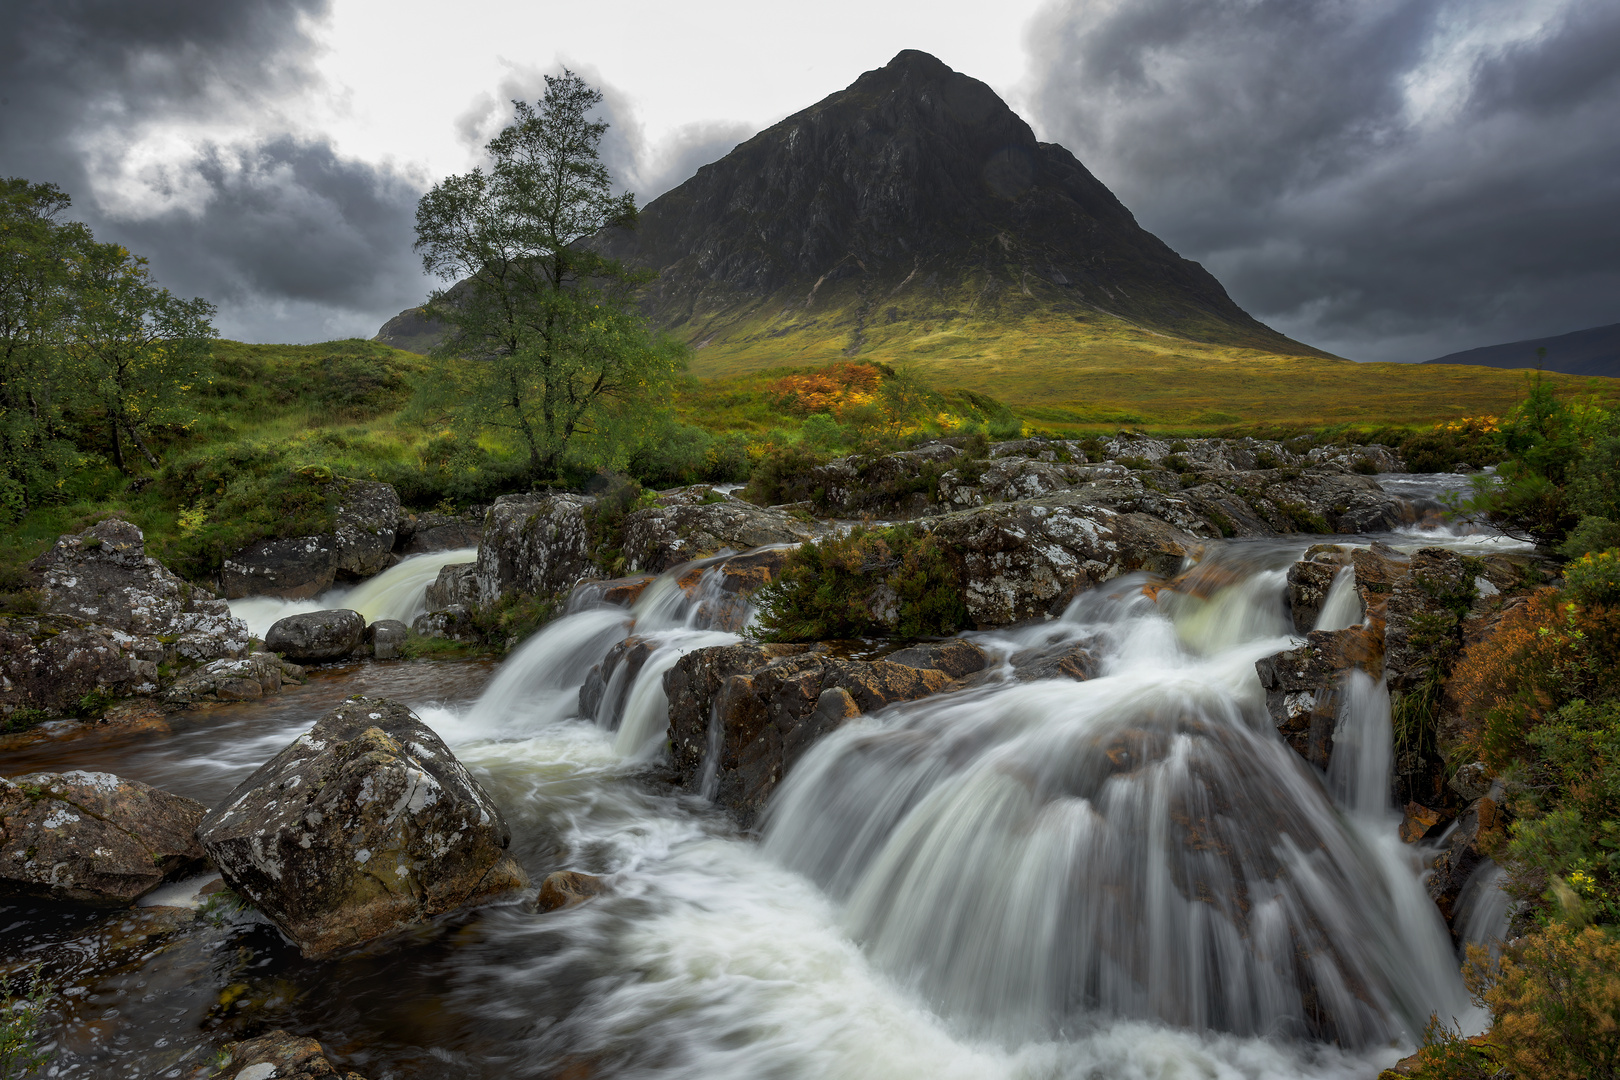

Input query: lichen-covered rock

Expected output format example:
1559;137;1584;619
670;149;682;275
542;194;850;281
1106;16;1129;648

333;480;402;580
474;492;594;606
215;1030;369;1080
265;609;366;663
31;518;251;662
665;643;959;827
365;619;408;660
0;616;145;717
423;562;476;609
807;442;963;518
621;487;814;574
410;605;478;643
198;697;529;958
163;653;306;705
920;496;1200;628
1382;548;1476;692
1287;545;1353;632
0;770;207;905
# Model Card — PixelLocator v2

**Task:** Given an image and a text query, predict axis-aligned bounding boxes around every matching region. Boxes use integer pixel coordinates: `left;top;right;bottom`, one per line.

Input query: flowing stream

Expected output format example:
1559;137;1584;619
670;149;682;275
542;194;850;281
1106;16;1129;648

3;503;1527;1080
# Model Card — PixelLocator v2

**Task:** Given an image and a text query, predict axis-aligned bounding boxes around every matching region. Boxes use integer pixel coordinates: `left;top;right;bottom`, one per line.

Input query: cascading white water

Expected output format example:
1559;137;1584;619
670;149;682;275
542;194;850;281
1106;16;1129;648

1315;566;1363;631
761;555;1474;1047
1456;861;1514;959
228;547;478;636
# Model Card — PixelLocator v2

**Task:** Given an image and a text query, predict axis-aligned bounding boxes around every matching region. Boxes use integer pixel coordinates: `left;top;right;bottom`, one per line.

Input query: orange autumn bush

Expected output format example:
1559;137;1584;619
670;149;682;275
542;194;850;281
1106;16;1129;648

766;362;883;416
1449;588;1620;770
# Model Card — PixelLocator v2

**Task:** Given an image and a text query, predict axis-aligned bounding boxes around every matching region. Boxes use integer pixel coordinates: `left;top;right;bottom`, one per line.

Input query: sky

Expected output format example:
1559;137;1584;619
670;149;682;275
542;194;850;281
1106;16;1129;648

2;0;1615;362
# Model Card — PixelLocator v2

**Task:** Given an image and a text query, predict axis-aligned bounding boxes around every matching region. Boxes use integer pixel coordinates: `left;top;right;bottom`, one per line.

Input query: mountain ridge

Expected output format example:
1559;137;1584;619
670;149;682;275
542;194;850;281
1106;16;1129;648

1422;323;1620;379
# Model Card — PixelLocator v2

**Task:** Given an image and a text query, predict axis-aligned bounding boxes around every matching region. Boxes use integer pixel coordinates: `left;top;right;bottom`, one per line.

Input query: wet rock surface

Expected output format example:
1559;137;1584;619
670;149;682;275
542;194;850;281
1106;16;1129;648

0;770;207;905
212;1030;369;1080
622;487;814;574
1286;545;1352;632
198;697;529;958
536;870;606;913
410;605;477;642
473;493;594;606
665;643;961;827
365;619;408;660
163;653;306;705
265;609;367;663
423;562;476;610
1255;626;1385;768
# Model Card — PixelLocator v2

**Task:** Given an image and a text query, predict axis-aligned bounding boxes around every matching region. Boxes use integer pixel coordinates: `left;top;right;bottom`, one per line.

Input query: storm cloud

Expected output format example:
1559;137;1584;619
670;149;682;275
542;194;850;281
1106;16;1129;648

1026;0;1620;360
0;0;428;342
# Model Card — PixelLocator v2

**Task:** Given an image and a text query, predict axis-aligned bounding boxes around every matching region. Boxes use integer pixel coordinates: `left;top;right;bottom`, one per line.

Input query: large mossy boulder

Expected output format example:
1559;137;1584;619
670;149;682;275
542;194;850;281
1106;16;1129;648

0;616;147;717
221;480;402;599
0;771;207;905
621;487;815;574
197;697;529;958
473;493;594;606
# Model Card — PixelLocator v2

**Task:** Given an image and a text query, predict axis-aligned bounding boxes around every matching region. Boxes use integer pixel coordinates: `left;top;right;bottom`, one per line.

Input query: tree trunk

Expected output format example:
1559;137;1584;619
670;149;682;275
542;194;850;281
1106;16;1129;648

123;419;160;469
108;418;126;473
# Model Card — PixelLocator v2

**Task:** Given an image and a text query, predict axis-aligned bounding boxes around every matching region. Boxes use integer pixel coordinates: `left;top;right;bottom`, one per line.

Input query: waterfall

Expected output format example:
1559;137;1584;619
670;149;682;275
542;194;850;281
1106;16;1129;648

1315;566;1363;631
1456;861;1514;959
760;554;1474;1046
228;547;477;637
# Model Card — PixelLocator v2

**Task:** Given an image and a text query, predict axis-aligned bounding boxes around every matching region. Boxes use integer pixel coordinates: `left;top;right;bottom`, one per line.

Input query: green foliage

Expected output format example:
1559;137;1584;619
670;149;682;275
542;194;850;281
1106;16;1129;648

1276;500;1330;534
1559;516;1620;560
752;524;966;641
1400;424;1506;474
742;443;831;507
1565;549;1620;607
469;592;558;650
1402;1014;1495;1080
583;474;656;577
413;71;682;481
0;963;54;1079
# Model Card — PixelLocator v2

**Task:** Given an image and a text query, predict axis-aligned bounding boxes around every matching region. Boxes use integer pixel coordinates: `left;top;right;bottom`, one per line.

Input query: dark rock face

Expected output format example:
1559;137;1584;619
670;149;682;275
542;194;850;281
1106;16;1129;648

216;1030;369;1080
31;518;251;662
922;496;1199;627
1254;627;1385;768
0;616;146;716
221;481;402;599
883;639;988;679
423;562;477;610
398;510;482;556
590;50;1314;357
411;605;477;642
365;619;409;660
265;610;366;663
1427;795;1506;935
198;697;529;958
0;771;207;905
665;643;961;827
1287;545;1353;632
163;653;306;705
622;488;814;574
473;493;594;606
566;574;657;610
579;637;659;728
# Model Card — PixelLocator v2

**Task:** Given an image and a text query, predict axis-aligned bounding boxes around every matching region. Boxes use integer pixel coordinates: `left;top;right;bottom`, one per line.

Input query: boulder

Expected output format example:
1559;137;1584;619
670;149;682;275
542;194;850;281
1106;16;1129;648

423;562;476;609
621;487;814;574
920;496;1200;628
31;518;252;662
198;697;528;958
398;509;482;556
365;619;408;660
333;480;402;580
410;605;478;643
0;615;145;717
163;653;306;705
1254;626;1385;768
536;870;606;913
1286;545;1353;632
883;638;988;679
265;609;366;663
221;534;340;601
578;637;659;727
806;442;963;518
1382;548;1476;691
215;1030;368;1080
665;643;959;827
0;770;207;905
473;492;594;606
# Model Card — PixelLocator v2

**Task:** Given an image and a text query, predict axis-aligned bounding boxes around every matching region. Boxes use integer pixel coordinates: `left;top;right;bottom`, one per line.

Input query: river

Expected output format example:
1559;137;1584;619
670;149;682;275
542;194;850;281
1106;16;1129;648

2;478;1524;1079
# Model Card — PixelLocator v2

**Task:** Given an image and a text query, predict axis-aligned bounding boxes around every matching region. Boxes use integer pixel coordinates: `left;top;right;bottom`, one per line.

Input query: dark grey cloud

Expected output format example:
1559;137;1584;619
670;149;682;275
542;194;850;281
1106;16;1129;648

1027;0;1620;361
0;0;429;342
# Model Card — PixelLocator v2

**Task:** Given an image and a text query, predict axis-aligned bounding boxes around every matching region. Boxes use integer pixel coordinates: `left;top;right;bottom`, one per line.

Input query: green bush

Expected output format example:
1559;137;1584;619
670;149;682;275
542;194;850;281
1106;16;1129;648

0;963;53;1078
1565;549;1620;607
752;524;967;641
743;443;831;507
1558;516;1620;560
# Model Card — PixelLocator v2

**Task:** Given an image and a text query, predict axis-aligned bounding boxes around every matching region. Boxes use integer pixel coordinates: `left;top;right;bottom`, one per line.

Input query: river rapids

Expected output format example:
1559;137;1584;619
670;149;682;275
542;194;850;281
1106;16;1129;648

1;490;1525;1079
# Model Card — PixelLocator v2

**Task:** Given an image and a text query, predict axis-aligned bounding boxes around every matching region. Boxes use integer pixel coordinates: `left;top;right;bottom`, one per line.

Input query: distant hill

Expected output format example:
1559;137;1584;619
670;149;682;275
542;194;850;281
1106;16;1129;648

379;50;1330;373
1423;323;1620;379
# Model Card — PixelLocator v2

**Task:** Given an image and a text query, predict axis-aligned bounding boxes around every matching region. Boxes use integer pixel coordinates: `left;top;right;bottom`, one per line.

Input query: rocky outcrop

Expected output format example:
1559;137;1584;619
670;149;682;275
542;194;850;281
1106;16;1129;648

265;609;366;663
566;574;657;611
473;493;594;606
214;1030;369;1080
1254;626;1384;768
424;563;476;609
0;616;149;717
163;653;306;705
31;518;251;663
410;605;477;642
198;697;528;958
397;509;482;556
921;496;1200;627
664;643;966;827
221;480;403;599
0;771;207;905
622;487;814;573
1286;545;1353;631
579;637;659;728
1427;793;1507;934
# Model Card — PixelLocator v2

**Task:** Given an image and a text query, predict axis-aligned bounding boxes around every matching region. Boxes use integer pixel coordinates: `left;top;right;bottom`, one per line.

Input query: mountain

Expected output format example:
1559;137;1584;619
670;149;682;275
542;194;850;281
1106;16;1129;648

1423;323;1620;379
379;51;1330;372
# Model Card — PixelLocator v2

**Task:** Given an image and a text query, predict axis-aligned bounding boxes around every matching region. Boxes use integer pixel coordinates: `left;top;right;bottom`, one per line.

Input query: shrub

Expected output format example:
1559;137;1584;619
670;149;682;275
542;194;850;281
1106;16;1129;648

1401;417;1505;473
1564;548;1620;607
583;474;657;577
1558;516;1620;560
743;443;831;507
0;964;53;1079
752;524;967;641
